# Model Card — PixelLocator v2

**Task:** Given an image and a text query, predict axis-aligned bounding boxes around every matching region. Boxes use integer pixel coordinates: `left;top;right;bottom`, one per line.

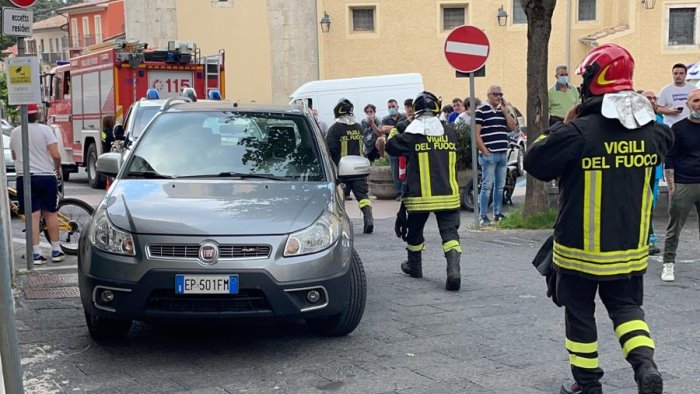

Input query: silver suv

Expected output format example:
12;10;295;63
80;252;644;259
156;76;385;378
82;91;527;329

79;101;368;339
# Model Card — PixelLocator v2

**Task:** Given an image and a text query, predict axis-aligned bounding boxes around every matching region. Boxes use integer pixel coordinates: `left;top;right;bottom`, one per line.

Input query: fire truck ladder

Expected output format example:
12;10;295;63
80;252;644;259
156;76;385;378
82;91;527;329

202;49;224;95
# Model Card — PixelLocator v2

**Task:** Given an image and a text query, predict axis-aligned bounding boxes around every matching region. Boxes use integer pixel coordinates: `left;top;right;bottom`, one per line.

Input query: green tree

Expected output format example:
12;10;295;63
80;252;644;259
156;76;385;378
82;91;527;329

522;0;557;217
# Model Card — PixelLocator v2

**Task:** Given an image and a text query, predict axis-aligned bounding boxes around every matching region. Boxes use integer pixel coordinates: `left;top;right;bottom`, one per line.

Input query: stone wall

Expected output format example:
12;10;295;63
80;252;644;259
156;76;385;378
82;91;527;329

124;0;178;49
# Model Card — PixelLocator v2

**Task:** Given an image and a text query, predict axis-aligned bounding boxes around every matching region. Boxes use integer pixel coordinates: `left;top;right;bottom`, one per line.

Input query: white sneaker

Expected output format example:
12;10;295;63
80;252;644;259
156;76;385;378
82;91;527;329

661;263;675;282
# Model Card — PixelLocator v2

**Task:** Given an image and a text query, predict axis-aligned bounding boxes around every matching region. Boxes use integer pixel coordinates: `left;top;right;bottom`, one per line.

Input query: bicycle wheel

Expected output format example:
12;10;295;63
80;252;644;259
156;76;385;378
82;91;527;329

44;198;95;256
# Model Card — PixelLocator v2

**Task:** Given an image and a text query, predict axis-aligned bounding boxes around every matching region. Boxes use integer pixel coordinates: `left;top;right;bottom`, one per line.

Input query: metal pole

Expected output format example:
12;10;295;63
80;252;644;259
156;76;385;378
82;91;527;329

566;0;572;71
18;37;34;271
469;73;479;228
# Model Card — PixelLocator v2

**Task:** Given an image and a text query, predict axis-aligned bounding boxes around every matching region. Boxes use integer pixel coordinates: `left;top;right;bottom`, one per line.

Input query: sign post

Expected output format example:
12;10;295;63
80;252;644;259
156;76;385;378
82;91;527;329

0;3;35;393
444;25;490;229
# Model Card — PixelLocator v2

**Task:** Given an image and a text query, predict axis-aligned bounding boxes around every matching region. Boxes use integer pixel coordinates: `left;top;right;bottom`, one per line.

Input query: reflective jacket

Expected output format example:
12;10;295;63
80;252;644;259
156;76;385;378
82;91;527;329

524;97;674;280
385;124;460;212
326;122;364;166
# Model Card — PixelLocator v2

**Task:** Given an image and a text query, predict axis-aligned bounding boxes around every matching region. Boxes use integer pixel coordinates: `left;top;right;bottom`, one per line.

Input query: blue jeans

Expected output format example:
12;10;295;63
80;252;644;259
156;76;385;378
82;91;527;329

479;152;507;218
389;155;402;197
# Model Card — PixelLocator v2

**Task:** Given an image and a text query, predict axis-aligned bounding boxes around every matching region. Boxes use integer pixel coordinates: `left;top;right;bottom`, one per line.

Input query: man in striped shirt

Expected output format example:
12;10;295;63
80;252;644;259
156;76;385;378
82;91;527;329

475;85;517;225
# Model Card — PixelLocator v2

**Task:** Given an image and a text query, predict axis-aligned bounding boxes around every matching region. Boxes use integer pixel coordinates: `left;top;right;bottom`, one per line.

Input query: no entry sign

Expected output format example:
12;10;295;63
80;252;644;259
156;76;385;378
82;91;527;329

444;25;490;73
9;0;37;8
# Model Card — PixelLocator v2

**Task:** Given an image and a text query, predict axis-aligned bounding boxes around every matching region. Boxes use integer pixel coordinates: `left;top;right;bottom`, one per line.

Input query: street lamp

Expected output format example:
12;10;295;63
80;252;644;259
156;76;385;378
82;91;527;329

642;0;656;9
497;5;508;26
320;12;331;33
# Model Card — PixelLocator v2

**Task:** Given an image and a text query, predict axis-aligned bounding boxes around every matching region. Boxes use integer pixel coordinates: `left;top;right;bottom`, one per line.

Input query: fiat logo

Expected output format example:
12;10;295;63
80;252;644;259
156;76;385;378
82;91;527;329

198;241;219;264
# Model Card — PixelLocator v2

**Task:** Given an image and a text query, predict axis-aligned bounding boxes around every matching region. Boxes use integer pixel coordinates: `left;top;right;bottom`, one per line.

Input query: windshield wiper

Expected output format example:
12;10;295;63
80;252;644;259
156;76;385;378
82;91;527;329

126;170;174;179
177;172;289;181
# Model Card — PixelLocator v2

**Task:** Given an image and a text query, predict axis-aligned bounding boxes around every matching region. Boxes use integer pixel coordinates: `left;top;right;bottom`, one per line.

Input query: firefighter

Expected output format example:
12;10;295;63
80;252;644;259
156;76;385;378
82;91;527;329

524;44;673;394
325;98;374;233
387;91;462;291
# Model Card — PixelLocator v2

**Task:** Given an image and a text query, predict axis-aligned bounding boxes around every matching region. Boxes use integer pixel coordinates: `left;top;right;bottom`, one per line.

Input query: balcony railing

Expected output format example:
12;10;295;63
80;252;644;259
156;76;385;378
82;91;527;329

40;53;64;65
70;34;103;49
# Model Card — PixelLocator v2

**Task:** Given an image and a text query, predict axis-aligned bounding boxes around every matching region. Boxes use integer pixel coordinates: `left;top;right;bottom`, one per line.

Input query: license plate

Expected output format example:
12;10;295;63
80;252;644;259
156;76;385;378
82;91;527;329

175;274;239;295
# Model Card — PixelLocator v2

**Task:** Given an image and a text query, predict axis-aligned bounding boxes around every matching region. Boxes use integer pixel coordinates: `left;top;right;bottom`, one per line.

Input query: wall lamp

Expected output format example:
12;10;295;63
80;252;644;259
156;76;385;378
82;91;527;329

497;5;508;26
320;11;331;33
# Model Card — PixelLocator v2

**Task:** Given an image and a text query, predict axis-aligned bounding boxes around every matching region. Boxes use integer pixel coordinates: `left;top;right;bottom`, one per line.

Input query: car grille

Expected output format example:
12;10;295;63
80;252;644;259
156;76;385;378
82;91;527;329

147;244;272;259
145;289;272;313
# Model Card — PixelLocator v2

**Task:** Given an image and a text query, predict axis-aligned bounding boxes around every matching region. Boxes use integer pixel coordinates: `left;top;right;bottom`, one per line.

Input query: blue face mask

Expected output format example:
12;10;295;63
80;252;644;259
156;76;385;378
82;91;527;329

690;110;700;119
558;76;569;85
388;108;398;116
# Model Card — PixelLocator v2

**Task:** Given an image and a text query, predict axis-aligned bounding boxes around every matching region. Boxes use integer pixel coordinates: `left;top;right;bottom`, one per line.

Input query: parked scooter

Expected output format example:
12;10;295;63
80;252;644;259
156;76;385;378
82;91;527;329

461;133;524;212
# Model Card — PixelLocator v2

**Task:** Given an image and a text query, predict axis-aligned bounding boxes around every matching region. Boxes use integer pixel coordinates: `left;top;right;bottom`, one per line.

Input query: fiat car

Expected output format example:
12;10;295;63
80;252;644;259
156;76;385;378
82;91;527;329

79;101;368;340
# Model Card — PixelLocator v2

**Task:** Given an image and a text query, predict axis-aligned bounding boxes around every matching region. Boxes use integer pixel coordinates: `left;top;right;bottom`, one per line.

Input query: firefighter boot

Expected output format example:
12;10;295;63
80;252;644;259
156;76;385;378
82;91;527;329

401;251;422;278
445;249;461;291
361;205;374;234
635;365;663;394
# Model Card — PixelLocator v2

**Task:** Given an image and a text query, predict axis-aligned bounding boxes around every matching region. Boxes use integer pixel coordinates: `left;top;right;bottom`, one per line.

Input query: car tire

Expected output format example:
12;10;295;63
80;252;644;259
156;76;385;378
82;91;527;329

461;178;492;212
306;250;366;337
84;311;132;341
87;144;106;189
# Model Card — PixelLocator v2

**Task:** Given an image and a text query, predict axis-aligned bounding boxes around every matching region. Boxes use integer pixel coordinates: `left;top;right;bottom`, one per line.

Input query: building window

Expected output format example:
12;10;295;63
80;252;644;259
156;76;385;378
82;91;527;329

578;0;596;21
70;18;78;47
442;5;466;31
351;7;375;32
668;8;696;46
513;0;527;24
40;38;45;53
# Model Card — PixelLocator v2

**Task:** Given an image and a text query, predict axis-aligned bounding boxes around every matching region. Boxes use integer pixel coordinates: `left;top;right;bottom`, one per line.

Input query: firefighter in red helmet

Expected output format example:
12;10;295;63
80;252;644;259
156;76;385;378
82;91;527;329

525;44;673;394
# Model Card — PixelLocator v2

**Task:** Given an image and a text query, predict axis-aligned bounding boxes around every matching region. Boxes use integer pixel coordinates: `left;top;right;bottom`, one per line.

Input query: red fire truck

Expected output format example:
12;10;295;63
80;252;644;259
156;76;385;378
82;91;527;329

43;42;224;188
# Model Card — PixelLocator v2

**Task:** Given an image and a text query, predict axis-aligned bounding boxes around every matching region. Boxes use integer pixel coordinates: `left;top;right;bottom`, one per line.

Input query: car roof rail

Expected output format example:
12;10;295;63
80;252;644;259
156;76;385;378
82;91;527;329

159;96;192;112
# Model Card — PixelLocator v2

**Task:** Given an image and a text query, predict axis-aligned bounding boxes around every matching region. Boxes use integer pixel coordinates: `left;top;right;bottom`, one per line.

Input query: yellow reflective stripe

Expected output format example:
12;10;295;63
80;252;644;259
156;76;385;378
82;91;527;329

341;140;347;158
358;198;371;208
622;336;655;357
554;242;648;262
418;152;432;198
388;128;399;139
553;253;648;276
615;320;650;339
449;151;459;197
406;243;425;252
569;354;599;369
565;339;598;354
404;200;461;211
534;133;547;143
583;170;602;252
639;167;653;248
443;240;461;253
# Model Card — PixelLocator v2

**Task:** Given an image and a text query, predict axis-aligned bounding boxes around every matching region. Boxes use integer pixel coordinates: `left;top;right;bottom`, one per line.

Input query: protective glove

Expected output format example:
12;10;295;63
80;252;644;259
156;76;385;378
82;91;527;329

394;203;408;241
546;271;561;307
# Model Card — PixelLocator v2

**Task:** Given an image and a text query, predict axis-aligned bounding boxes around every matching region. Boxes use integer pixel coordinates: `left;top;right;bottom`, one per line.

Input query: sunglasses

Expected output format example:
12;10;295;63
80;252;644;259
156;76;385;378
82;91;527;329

490;92;503;97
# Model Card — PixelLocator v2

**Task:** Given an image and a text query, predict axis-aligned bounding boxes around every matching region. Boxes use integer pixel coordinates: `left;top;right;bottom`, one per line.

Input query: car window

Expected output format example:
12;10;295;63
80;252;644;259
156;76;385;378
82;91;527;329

131;106;160;138
127;111;325;181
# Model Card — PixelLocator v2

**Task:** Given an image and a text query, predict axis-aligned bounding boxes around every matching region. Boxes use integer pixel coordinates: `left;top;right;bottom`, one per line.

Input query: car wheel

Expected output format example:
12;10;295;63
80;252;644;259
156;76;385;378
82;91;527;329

86;144;106;189
84;311;132;340
306;250;366;337
461;178;475;212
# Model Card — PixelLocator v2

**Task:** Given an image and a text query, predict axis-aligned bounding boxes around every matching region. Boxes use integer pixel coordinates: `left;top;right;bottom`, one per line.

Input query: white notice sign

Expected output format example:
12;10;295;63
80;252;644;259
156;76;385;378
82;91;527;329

5;57;41;105
2;7;33;37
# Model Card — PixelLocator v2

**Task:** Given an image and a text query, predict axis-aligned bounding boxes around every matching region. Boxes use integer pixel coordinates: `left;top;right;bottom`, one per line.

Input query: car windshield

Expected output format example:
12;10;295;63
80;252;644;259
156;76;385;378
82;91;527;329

131;106;160;138
126;111;324;181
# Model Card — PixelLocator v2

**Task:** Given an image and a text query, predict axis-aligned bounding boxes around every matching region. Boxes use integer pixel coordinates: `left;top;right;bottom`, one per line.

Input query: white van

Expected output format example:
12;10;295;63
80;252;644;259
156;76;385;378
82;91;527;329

289;73;425;128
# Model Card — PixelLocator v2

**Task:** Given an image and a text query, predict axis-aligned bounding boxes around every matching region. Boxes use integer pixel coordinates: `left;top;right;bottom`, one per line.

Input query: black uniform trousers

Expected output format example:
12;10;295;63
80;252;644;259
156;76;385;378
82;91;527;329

557;272;656;391
405;210;460;253
344;177;371;209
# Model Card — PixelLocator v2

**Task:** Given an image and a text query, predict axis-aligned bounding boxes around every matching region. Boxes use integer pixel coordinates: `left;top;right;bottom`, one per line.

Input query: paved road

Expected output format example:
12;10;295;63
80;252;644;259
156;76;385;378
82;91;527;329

8;178;700;393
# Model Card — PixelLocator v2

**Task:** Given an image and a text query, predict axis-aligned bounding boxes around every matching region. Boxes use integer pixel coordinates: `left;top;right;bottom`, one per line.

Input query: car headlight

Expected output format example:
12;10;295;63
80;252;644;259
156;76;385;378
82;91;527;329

89;209;135;256
284;211;340;257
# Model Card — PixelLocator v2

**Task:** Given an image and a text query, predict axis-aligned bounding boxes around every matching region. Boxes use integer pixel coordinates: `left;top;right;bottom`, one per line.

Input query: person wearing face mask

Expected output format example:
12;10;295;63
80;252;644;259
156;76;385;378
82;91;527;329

381;99;407;200
360;104;383;162
661;88;700;282
548;65;580;126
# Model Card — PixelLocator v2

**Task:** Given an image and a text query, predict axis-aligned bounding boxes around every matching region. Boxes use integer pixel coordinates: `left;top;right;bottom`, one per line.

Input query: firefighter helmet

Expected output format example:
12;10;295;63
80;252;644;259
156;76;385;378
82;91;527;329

576;43;634;98
333;98;354;118
413;91;441;116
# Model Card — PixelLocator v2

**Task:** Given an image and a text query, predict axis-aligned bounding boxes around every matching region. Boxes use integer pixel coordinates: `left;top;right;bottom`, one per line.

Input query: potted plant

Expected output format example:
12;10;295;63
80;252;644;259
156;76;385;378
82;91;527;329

368;155;396;199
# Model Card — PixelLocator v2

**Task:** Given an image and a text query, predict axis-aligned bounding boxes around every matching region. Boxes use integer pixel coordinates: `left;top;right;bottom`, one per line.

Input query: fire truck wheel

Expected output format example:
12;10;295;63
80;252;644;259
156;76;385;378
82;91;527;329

87;144;106;189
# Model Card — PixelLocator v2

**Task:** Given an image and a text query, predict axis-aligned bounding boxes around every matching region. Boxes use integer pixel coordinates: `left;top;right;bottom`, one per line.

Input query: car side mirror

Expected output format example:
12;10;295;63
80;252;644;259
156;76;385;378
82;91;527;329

337;155;370;182
113;124;125;140
96;152;123;177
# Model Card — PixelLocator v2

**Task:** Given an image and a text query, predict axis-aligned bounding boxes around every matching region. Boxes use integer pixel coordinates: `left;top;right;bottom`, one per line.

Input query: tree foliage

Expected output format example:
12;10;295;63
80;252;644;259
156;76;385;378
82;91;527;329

522;0;557;217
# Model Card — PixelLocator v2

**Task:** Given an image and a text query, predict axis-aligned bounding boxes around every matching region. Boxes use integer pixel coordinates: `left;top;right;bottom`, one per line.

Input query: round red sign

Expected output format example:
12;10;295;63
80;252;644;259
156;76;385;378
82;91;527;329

443;25;491;74
9;0;37;8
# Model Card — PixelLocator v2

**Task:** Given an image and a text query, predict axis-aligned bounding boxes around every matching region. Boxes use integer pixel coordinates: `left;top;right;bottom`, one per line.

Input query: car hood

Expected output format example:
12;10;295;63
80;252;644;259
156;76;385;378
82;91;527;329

105;180;333;236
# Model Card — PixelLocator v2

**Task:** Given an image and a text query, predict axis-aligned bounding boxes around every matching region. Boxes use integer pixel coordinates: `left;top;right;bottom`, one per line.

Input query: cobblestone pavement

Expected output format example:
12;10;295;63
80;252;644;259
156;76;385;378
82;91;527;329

10;211;700;394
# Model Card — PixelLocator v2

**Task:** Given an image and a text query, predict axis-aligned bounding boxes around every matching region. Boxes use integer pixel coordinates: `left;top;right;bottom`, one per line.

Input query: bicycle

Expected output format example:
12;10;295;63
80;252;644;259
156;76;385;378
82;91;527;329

7;184;94;256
